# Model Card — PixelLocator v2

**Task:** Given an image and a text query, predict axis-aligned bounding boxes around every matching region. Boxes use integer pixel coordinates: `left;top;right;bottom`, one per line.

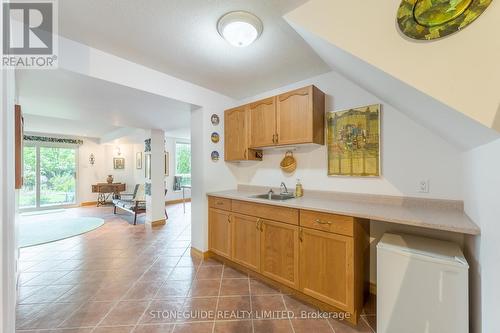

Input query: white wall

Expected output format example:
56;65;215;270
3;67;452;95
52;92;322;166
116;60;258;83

463;138;500;333
232;71;463;200
79;141;144;203
1;68;17;333
78;139;105;202
191;103;238;251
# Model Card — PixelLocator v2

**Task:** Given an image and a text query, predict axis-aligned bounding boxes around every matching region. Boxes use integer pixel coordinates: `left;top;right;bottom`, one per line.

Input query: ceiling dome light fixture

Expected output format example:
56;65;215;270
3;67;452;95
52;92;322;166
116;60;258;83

217;11;263;47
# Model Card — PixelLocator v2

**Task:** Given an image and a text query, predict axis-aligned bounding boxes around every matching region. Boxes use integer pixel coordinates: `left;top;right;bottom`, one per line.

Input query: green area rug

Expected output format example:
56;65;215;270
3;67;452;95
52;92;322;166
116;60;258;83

19;217;105;248
20;209;66;216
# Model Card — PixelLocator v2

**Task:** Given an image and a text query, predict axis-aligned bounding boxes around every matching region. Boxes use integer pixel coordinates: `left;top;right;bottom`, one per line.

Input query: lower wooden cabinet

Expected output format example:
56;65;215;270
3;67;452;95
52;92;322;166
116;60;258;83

208;208;232;258
207;196;367;323
299;227;354;311
260;219;299;289
231;213;260;271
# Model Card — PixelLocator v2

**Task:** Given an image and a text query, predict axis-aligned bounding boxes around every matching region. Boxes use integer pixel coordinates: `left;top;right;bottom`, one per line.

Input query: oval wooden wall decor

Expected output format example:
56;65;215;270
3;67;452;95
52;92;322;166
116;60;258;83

397;0;492;40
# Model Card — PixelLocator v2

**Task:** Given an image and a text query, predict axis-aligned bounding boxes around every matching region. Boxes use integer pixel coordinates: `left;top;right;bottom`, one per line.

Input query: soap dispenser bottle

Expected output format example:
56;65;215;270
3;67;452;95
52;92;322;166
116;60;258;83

295;179;303;197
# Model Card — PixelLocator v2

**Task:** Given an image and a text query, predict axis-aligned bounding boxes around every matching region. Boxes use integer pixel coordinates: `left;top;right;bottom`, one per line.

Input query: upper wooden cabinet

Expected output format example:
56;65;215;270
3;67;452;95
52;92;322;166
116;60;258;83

224;105;262;162
224;85;326;156
277;86;325;146
248;97;276;148
246;85;325;149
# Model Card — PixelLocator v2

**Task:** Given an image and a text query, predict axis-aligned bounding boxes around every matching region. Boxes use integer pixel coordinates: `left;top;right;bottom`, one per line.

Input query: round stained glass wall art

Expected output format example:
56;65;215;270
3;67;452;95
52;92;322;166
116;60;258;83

211;114;220;126
211;151;220;162
211;132;220;143
397;0;492;40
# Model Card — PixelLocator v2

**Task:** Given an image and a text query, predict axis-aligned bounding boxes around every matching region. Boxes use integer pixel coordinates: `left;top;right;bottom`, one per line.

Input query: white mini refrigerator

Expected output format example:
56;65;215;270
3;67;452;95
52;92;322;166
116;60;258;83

377;233;469;333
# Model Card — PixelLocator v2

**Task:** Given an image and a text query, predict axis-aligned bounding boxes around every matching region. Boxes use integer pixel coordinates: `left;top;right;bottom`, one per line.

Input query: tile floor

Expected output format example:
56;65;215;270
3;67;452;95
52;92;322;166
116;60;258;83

16;203;376;333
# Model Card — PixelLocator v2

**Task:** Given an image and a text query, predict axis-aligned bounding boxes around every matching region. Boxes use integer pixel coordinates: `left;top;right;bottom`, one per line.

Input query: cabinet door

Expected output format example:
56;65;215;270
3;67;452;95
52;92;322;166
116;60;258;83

299;227;354;312
209;208;231;258
260;219;299;289
224;106;247;161
249;97;276;148
231;214;260;271
276;86;312;145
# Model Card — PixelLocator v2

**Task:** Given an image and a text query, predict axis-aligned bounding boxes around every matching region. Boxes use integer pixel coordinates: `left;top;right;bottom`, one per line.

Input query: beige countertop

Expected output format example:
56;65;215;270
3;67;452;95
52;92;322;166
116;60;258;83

207;185;480;235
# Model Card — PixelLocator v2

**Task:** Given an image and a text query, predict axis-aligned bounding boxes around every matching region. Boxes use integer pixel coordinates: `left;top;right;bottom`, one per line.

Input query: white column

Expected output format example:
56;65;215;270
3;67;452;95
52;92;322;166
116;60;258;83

1;68;18;333
145;129;166;226
190;105;238;252
190;106;207;250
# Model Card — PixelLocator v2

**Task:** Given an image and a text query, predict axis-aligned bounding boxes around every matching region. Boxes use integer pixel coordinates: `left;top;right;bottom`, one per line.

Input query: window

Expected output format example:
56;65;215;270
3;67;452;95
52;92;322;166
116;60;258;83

20;144;77;210
174;141;191;190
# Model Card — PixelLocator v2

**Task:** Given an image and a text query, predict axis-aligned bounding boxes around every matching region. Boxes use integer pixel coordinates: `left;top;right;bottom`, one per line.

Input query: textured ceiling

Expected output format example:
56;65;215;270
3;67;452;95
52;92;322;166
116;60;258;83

58;0;330;99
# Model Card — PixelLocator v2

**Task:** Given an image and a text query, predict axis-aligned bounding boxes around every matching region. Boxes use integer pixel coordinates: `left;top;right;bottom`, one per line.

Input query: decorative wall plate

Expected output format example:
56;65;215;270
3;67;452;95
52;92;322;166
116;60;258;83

211;114;220;126
211;132;220;143
211;151;220;161
397;0;492;40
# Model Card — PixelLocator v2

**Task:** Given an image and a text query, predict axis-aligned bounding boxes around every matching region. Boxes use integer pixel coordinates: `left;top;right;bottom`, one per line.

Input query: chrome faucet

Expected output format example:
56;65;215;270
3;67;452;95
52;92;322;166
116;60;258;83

280;182;289;195
267;188;274;200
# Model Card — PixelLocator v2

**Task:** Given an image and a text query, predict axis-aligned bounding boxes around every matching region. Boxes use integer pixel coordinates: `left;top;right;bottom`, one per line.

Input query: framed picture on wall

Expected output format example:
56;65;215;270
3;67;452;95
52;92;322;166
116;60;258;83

113;157;125;170
164;152;169;176
136;152;142;169
327;104;381;177
145;153;151;180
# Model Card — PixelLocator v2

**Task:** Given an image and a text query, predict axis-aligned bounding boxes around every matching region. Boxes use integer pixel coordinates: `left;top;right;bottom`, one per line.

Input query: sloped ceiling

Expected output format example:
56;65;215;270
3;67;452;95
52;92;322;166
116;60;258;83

285;0;500;134
287;23;498;151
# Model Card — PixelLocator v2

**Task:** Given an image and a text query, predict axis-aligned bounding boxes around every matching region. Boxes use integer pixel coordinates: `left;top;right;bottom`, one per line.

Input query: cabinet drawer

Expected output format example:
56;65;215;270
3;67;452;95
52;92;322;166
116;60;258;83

208;196;232;211
232;200;299;225
300;210;353;237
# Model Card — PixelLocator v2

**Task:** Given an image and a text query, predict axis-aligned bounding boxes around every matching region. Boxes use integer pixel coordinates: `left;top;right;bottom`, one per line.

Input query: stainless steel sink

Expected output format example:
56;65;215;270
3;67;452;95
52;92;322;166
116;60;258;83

252;193;295;201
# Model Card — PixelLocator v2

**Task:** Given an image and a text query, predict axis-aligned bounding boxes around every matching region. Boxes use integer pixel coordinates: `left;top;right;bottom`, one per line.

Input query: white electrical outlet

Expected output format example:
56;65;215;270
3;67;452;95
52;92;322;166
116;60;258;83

418;179;430;193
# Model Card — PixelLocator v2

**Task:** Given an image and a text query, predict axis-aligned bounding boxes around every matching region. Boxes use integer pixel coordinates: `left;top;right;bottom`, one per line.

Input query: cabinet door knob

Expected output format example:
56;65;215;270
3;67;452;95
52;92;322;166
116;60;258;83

275;133;279;143
299;228;303;242
227;216;231;223
256;219;261;230
272;134;276;143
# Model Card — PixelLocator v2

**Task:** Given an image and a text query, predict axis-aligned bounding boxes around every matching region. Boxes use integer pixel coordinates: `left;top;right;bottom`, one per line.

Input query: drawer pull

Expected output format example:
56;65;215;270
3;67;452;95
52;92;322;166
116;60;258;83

314;219;332;225
216;202;224;206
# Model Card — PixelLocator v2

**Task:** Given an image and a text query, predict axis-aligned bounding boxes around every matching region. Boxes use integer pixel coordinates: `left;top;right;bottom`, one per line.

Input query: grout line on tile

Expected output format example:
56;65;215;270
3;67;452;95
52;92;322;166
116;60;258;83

280;294;296;333
248;277;255;333
361;314;376;333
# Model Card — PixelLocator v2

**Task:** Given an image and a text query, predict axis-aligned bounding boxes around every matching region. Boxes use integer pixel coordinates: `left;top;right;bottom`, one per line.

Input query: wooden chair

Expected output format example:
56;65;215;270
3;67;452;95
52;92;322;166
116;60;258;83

113;185;169;225
113;184;146;225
